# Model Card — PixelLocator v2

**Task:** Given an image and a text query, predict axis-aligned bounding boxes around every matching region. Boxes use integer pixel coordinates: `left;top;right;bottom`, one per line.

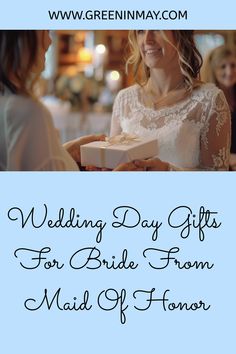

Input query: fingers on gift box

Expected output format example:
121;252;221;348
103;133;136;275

80;133;158;169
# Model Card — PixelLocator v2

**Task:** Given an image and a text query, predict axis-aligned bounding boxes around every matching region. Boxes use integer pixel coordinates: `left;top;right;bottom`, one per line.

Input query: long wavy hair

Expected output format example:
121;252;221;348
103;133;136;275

0;30;38;95
201;45;236;85
126;30;203;91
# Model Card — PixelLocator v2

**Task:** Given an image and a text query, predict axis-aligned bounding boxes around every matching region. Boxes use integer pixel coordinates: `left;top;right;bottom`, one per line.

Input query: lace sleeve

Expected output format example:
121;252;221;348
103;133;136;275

199;90;231;171
110;91;123;136
168;90;231;171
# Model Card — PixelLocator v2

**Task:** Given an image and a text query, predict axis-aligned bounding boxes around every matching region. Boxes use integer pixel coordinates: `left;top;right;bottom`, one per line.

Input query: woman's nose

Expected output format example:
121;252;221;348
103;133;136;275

144;30;155;43
225;65;234;77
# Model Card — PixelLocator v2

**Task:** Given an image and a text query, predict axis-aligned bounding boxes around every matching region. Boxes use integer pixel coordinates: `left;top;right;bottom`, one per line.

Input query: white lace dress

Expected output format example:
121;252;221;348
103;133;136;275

110;83;231;170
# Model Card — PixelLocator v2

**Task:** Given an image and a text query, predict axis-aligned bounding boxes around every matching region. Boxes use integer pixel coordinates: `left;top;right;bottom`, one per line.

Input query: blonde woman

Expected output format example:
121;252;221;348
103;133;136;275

0;30;104;171
111;30;231;171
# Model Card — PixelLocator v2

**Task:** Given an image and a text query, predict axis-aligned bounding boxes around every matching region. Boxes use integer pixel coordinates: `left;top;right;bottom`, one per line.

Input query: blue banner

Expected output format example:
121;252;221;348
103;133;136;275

0;0;235;29
1;0;236;353
0;173;235;353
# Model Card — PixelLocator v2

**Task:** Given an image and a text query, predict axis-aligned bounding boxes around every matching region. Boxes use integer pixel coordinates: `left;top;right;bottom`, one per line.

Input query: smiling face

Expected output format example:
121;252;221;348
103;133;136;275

136;30;179;70
215;55;236;88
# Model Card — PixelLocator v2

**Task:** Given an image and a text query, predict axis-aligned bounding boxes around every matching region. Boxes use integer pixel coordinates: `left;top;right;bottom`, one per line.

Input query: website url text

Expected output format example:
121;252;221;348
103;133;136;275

48;10;188;21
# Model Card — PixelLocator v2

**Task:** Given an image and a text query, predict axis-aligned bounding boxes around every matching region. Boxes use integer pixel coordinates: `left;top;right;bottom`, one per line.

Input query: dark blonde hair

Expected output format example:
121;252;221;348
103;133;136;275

201;45;236;85
0;30;38;95
126;30;203;90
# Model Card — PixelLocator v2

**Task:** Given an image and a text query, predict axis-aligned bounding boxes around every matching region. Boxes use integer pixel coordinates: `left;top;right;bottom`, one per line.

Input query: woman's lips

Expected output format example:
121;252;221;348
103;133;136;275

144;48;162;55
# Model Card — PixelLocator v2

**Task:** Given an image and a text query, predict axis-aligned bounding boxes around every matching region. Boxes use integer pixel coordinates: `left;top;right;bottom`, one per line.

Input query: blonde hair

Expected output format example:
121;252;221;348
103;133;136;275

126;30;203;91
201;45;236;85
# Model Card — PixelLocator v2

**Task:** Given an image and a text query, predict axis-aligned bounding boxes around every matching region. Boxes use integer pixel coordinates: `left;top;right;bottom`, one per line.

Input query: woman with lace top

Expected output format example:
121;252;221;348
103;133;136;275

0;30;104;171
110;30;231;171
201;45;236;170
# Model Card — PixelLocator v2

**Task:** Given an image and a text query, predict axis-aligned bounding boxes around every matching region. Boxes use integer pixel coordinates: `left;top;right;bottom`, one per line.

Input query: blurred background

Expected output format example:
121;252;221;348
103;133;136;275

39;30;236;143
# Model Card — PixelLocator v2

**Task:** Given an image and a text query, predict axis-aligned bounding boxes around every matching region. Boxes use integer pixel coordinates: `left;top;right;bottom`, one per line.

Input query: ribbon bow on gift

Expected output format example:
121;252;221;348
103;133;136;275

98;133;140;168
105;133;140;146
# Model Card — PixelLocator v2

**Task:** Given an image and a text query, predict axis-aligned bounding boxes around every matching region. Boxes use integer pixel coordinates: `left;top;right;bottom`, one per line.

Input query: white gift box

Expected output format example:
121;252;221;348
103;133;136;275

80;134;158;169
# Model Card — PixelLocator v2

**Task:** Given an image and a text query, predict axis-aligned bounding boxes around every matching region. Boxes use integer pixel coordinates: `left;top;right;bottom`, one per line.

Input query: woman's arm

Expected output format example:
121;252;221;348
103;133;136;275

199;89;231;171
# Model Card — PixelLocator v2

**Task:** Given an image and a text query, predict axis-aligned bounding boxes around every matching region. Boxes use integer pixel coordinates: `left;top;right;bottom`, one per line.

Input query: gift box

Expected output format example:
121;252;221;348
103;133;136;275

80;133;158;169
